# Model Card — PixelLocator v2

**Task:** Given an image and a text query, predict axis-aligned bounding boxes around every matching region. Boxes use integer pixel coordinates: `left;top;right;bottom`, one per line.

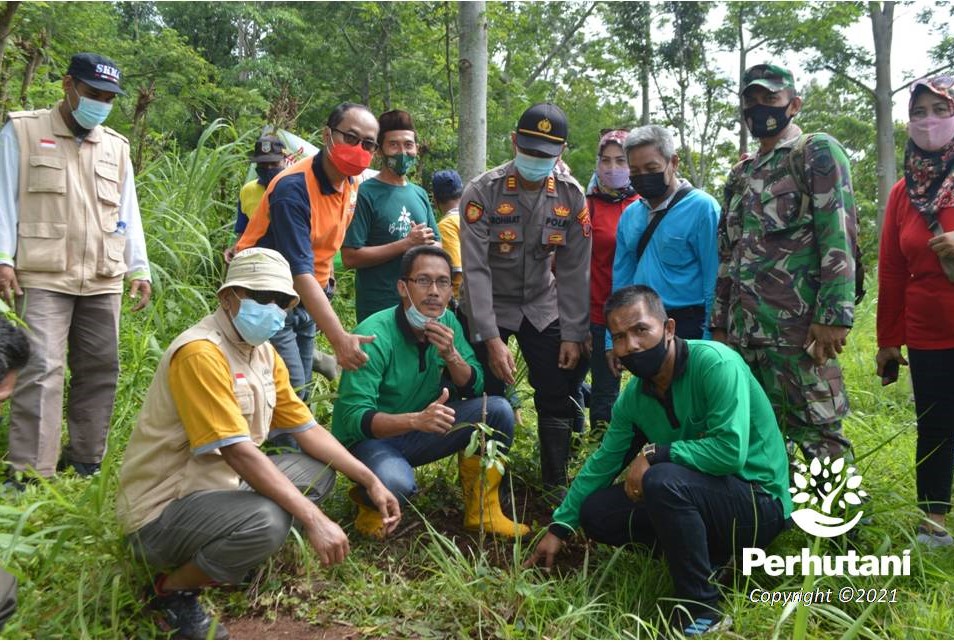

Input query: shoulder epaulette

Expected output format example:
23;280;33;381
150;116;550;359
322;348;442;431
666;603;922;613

102;125;129;144
6;109;47;120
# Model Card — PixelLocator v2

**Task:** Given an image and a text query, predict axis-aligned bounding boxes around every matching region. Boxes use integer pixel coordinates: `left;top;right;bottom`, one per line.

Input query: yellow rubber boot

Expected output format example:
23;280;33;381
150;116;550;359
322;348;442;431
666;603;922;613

348;486;386;540
458;454;530;538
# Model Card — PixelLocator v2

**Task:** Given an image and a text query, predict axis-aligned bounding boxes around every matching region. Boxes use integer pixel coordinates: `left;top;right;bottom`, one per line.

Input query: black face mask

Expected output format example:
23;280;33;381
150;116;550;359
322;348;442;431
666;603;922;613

743;102;793;138
631;169;670;199
256;166;282;186
618;334;669;380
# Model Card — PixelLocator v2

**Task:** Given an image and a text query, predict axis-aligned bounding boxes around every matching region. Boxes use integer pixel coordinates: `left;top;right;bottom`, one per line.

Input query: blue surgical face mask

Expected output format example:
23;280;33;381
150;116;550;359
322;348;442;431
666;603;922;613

514;151;558;182
69;86;113;130
231;297;287;346
404;302;433;330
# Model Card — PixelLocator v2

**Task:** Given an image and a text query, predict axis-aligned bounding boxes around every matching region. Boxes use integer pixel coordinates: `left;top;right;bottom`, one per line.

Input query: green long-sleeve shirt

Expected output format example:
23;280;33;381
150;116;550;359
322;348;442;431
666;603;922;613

551;339;792;535
331;305;484;447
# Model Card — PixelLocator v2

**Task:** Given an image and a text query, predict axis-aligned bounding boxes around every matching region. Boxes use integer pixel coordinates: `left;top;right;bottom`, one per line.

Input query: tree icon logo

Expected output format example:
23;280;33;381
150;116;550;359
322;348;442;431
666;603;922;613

789;456;868;538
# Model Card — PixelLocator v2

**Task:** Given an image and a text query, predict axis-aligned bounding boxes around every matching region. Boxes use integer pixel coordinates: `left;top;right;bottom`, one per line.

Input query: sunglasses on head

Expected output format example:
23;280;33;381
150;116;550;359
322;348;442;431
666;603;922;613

910;75;954;93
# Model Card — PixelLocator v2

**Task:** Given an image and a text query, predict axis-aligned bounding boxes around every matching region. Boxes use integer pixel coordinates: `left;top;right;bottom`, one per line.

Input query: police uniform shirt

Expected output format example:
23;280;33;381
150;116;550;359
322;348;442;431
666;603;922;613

459;160;591;344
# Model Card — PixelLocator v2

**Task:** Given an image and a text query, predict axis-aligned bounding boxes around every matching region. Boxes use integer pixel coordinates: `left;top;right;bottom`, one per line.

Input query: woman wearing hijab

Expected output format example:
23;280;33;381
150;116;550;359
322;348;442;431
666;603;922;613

877;74;954;548
585;130;638;434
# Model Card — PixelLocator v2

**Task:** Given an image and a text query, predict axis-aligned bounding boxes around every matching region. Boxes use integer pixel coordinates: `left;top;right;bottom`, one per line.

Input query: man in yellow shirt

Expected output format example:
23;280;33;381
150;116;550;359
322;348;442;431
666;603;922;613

431;170;463;299
117;248;400;640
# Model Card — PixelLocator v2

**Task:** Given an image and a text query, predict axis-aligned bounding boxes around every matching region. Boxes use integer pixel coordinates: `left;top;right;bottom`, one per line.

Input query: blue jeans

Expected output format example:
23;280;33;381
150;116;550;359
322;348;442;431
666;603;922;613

589;323;620;425
350;396;515;505
579;462;786;612
269;305;315;401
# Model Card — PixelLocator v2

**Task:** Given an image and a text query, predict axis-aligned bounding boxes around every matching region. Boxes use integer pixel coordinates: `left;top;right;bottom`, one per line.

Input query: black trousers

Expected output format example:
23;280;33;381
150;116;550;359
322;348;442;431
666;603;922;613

908;348;954;515
473;318;588;419
667;305;706;340
579;463;786;611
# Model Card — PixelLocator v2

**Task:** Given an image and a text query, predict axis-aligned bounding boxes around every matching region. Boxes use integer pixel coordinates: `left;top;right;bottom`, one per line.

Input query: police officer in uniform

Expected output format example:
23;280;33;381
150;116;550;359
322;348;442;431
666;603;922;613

459;102;591;502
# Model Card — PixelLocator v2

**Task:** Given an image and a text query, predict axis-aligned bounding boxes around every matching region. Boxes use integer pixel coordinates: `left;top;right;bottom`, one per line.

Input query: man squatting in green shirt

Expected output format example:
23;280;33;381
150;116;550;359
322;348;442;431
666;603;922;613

332;245;528;539
525;285;793;637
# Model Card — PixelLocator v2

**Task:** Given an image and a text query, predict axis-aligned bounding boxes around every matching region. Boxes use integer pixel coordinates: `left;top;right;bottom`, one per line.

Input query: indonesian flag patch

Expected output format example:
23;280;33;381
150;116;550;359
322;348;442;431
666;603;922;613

39;138;56;149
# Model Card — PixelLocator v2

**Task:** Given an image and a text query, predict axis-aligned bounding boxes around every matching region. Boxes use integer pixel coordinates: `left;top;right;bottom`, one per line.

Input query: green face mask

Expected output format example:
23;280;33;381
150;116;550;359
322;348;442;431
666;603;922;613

385;152;418;176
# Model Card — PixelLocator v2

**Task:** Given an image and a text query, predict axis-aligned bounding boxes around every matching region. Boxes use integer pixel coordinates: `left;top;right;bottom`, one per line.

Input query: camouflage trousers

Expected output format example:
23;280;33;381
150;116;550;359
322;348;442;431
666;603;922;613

735;345;853;465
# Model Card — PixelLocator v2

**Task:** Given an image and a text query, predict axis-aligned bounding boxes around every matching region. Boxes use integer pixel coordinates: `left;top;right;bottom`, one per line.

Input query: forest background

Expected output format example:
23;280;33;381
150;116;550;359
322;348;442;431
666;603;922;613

0;1;953;640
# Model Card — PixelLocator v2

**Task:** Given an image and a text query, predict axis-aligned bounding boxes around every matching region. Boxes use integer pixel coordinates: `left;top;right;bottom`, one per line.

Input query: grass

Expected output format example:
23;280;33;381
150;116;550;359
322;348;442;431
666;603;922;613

1;123;952;639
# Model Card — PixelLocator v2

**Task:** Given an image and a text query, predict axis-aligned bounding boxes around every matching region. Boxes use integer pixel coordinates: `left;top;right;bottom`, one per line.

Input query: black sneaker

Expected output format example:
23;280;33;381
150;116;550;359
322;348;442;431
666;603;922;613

147;581;229;640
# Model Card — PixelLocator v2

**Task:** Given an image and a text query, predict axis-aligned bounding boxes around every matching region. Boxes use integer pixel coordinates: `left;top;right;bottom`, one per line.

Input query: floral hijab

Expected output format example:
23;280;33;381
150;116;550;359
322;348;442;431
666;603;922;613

904;76;954;222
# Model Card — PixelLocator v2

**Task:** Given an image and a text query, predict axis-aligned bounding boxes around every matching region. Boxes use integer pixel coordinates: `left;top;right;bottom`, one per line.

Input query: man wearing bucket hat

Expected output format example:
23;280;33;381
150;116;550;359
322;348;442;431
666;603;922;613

459;102;591;504
117;248;400;640
711;63;859;470
0;52;152;482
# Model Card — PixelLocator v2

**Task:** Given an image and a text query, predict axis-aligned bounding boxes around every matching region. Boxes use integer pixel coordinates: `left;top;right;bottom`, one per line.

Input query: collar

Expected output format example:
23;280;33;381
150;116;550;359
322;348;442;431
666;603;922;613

394;303;420;345
311;150;353;196
646;178;691;213
52;100;102;142
503;160;558;197
753;123;803;170
212;307;255;358
640;336;689;398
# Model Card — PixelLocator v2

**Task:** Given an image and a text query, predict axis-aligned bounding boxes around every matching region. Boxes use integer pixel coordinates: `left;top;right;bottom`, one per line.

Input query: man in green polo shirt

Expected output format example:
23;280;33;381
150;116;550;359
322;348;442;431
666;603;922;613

332;245;528;539
341;109;441;322
525;285;792;637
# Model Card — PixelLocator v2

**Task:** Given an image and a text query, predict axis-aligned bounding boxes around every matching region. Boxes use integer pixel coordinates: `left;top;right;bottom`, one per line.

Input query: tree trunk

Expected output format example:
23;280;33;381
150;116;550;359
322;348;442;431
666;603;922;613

0;2;21;81
870;0;894;237
17;29;46;109
639;14;650;125
737;4;748;156
444;1;456;130
458;0;487;184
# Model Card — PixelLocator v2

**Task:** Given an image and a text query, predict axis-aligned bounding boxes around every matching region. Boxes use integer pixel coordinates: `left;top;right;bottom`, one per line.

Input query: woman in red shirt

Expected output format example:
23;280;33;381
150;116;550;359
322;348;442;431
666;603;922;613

586;130;638;433
877;75;954;548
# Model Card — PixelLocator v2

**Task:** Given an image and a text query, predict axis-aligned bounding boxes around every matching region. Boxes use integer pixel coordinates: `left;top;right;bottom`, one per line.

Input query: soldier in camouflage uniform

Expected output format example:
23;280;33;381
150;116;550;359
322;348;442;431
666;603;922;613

710;63;857;466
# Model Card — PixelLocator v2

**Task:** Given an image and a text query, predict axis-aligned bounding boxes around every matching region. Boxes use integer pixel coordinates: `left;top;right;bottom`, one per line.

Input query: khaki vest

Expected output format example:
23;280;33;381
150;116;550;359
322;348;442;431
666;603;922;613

8;103;130;295
116;308;278;533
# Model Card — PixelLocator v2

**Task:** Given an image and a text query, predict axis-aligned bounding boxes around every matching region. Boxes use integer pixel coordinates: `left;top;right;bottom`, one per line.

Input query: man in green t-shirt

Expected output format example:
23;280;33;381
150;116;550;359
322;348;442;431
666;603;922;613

332;245;527;540
525;285;792;637
341;110;441;322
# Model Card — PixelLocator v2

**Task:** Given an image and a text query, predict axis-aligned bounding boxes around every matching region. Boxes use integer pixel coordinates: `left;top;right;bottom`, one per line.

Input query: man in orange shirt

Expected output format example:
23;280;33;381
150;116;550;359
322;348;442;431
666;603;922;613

237;103;379;396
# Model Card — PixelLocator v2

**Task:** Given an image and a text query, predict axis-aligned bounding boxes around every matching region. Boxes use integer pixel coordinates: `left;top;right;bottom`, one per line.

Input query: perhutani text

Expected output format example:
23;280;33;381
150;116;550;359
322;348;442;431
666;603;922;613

741;547;911;577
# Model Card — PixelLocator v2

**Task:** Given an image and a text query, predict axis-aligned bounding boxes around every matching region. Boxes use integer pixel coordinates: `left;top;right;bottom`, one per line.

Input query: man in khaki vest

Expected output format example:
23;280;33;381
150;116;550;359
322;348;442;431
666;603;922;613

117;248;400;640
0;52;152;480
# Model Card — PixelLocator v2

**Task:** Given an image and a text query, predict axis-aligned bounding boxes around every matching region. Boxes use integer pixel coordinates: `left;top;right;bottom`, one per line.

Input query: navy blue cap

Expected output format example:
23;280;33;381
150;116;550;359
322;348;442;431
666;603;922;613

432;170;463;202
66;53;124;95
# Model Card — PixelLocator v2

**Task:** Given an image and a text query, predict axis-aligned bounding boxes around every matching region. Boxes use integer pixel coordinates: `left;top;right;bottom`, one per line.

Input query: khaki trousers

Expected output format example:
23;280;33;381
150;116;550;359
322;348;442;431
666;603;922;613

7;288;121;477
129;453;336;584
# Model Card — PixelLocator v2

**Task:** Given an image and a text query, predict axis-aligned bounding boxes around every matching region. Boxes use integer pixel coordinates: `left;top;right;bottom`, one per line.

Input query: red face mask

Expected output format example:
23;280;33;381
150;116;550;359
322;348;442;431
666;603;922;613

327;138;372;176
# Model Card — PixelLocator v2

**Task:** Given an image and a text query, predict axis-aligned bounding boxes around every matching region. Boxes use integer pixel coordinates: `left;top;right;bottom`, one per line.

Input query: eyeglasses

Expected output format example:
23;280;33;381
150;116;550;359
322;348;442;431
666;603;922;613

331;127;379;152
404;276;452;291
246;290;295;309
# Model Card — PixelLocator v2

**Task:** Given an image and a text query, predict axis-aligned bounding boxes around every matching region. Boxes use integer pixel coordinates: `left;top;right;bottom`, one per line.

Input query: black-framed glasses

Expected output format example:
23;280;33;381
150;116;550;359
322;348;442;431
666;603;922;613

246;289;295;309
403;276;452;291
331;127;379;152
